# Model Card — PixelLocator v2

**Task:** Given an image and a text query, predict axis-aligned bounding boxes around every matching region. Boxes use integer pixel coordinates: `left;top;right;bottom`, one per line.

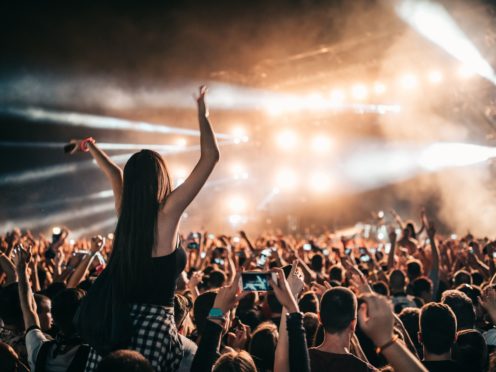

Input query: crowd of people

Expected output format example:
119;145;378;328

1;86;496;372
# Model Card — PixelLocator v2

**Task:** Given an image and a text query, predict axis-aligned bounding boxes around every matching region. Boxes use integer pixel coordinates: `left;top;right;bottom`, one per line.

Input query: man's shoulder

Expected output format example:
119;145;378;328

309;348;378;371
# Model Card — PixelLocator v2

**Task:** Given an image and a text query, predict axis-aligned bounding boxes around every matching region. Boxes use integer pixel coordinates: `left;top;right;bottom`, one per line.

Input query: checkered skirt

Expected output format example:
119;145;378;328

84;303;183;372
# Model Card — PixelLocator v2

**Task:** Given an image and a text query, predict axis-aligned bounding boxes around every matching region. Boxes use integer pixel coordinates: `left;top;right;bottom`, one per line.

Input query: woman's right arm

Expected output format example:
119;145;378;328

162;86;220;219
86;142;123;214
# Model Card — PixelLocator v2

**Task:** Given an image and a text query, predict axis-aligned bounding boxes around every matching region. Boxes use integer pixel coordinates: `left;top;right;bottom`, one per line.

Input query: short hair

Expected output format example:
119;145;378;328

407;260;423;279
453;329;488;372
372;281;390;297
320;287;357;334
0;283;22;327
52;288;85;336
456;284;481;307
311;254;324;272
208;270;226;289
420;303;457;355
174;293;192;329
213;350;257;372
389;270;406;290
248;322;278;370
193;290;217;333
412;277;432;298
298;291;319;314
453;270;472;287
471;271;484;286
441;290;475;330
96;350;153;372
329;265;343;283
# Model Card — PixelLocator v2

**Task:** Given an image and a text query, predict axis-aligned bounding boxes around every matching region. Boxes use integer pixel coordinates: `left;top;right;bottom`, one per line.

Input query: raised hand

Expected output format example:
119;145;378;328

358;293;394;347
287;260;305;297
188;271;204;289
212;272;246;314
479;287;496;324
12;244;32;272
269;268;299;313
195;85;208;117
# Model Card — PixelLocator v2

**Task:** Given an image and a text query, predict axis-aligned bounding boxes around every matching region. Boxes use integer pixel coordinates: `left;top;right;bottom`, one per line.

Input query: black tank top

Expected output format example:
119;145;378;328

128;245;187;307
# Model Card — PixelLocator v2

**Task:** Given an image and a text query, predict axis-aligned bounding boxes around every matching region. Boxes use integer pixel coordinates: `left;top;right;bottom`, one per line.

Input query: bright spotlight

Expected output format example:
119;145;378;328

275;168;298;190
427;70;443;84
311;135;332;154
228;214;247;226
175;138;188;148
309;171;332;193
228;196;247;213
396;0;496;84
173;167;189;187
373;82;387;95
231;163;249;180
276;130;299;151
231;127;249;144
351;84;368;100
400;74;418;89
457;64;476;79
329;89;345;105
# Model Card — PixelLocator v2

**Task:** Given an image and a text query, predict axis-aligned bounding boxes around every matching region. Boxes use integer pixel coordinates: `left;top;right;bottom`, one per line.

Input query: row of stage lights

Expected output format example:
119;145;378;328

265;64;482;116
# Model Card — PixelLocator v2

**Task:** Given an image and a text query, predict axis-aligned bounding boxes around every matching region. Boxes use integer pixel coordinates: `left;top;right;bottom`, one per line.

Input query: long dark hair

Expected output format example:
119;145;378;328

108;149;172;301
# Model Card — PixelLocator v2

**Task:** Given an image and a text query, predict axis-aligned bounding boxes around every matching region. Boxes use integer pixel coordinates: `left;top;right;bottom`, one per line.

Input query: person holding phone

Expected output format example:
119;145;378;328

74;86;220;371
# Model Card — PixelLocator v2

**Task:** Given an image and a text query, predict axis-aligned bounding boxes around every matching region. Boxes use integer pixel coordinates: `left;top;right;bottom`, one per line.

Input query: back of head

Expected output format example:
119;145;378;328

412;277;432;298
441;290;475;330
96;350;153;372
208;270;226;289
372;281;390;297
52;288;86;336
328;265;343;283
453;270;472;287
110;150;171;300
398;307;422;355
420;303;457;355
311;254;324;272
248;322;278;371
193;290;217;334
213;350;257;372
407;259;423;280
320;287;357;334
298;291;319;313
174;293;192;330
389;269;406;291
456;284;481;307
453;329;488;372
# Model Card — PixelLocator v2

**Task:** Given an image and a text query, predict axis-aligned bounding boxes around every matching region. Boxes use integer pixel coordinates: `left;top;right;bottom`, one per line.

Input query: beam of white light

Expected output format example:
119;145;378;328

17;189;113;211
418;143;496;170
308;171;332;193
0;141;190;152
71;216;117;239
257;187;281;210
227;195;247;213
351;84;368;100
427;70;443;84
0;107;234;139
0;140;236;186
1;201;115;233
396;0;496;84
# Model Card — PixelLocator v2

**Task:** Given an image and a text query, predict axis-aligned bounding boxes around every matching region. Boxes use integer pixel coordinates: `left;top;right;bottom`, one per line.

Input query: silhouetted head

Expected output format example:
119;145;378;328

213;350;257;372
97;350;153;372
249;322;278;371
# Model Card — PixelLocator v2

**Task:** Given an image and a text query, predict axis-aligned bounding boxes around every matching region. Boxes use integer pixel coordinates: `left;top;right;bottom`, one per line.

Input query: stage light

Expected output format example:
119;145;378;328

231;163;249;180
373;82;387;95
400;74;418;89
351;84;368;100
173;167;189;187
457;64;476;79
275;168;298;190
396;0;496;84
228;196;247;213
329;89;345;105
52;227;61;235
427;70;443;84
419;143;496;170
311;135;332;154
276;130;298;151
309;171;331;193
228;214;246;226
175;138;187;147
231;127;249;144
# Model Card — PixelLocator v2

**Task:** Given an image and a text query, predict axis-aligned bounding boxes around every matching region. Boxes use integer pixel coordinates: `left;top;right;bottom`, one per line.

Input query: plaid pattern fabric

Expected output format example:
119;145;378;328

85;303;183;372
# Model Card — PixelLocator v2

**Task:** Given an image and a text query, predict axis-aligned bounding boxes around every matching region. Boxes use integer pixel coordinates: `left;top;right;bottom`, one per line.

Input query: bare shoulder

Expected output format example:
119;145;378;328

153;209;181;257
